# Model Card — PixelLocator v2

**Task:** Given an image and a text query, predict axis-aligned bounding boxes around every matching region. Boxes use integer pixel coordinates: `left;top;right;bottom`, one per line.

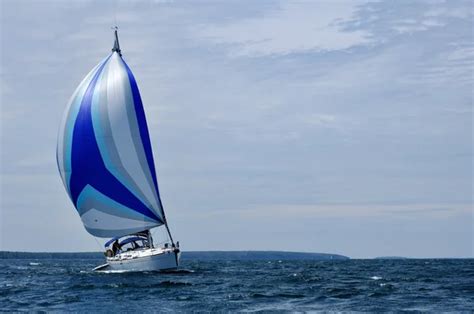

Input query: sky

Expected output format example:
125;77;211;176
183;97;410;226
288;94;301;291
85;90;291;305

0;0;472;258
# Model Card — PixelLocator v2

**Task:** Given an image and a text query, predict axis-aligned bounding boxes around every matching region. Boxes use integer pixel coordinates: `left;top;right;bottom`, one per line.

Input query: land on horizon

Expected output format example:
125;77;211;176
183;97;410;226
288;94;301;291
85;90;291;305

0;251;349;260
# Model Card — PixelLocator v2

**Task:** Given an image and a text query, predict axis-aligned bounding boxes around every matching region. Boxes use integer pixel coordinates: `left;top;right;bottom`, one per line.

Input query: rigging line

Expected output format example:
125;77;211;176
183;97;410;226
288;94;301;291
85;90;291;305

92;236;104;253
150;225;171;247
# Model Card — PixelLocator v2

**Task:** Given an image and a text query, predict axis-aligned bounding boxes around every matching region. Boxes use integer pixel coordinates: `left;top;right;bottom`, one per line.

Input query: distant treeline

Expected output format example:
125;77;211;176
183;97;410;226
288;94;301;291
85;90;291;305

0;252;103;259
0;251;349;260
183;251;349;261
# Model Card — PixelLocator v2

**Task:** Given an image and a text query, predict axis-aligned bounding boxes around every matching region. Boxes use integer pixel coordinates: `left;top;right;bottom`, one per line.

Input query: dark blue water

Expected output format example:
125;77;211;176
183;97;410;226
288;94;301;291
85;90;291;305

1;258;473;311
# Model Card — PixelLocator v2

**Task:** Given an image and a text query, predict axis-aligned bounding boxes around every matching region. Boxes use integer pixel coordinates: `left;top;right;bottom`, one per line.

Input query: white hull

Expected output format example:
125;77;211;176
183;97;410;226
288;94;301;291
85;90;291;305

96;247;180;272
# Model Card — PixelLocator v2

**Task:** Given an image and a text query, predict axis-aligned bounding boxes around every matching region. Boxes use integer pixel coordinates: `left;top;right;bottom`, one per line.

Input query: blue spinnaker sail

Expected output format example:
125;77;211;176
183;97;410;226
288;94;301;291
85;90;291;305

57;36;165;238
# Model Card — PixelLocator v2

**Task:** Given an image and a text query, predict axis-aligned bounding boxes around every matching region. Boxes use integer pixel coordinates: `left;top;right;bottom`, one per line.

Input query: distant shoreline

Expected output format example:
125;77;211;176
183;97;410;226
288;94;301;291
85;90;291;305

0;251;349;260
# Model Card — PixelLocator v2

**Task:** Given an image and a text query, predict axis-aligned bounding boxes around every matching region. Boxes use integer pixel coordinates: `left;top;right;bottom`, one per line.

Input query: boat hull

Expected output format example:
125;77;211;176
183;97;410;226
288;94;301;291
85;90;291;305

98;248;180;272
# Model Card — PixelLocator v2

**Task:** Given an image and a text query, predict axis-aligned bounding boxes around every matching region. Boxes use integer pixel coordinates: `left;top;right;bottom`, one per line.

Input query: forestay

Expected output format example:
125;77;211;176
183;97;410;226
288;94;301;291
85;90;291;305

57;39;165;238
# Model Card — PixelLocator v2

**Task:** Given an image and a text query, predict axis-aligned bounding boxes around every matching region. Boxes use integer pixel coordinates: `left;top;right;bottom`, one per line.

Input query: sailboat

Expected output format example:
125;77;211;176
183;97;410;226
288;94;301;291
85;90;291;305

56;29;180;272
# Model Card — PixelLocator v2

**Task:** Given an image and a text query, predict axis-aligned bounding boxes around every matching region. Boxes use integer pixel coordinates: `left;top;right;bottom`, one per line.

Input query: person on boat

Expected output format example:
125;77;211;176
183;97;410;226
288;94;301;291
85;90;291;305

104;249;113;257
112;240;121;256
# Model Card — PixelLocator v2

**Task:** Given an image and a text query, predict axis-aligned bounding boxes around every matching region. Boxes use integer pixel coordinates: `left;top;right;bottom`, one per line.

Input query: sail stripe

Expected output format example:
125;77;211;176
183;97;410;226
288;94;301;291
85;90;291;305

123;60;166;219
81;209;159;238
84;225;158;238
91;58;154;211
100;54;162;217
115;56;162;214
57;60;105;195
65;61;106;183
77;185;157;223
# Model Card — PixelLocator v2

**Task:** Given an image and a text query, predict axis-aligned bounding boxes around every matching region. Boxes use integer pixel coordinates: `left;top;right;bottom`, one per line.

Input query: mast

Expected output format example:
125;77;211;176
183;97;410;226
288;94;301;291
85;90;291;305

110;27;176;247
112;26;122;56
164;220;175;246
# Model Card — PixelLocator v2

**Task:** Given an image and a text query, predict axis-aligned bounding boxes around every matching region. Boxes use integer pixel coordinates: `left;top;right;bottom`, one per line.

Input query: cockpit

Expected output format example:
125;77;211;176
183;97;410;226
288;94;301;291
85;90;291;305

104;232;151;257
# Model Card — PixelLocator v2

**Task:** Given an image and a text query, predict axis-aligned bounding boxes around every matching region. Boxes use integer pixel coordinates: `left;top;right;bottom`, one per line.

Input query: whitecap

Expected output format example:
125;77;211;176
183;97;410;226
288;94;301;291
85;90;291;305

371;276;382;280
98;269;128;274
168;269;194;274
16;266;28;270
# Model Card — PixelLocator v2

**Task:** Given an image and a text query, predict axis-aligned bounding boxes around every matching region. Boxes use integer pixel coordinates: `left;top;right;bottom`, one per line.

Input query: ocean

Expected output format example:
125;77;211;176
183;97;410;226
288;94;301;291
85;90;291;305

1;257;473;311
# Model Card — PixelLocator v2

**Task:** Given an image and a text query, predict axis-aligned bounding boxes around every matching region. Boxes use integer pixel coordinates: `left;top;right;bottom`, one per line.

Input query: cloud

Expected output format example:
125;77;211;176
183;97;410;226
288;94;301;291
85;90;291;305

185;203;472;219
391;18;445;34
194;1;373;57
425;3;473;19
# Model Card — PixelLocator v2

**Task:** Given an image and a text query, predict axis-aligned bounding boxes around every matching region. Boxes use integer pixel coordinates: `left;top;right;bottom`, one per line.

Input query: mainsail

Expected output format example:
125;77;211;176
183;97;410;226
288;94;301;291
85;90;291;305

57;31;166;238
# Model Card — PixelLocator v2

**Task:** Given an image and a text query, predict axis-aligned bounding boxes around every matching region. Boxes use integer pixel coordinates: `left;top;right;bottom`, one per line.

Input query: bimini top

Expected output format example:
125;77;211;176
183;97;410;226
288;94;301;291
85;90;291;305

104;235;147;247
57;31;166;238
